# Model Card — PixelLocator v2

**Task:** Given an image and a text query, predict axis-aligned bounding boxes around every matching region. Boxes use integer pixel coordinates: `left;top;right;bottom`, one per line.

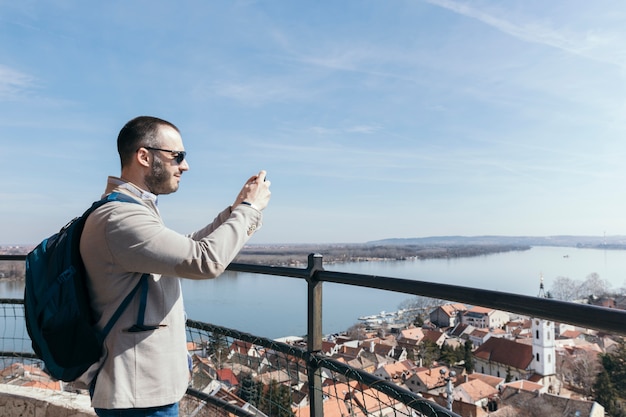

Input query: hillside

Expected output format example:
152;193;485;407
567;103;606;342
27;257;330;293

233;242;530;266
368;235;626;248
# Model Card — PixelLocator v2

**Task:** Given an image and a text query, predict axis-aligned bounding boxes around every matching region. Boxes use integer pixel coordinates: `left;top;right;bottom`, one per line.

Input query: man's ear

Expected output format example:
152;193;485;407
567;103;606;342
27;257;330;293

136;147;151;168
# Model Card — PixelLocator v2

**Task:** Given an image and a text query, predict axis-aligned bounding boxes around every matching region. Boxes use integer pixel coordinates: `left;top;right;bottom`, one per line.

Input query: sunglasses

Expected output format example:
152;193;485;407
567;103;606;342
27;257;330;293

144;147;187;164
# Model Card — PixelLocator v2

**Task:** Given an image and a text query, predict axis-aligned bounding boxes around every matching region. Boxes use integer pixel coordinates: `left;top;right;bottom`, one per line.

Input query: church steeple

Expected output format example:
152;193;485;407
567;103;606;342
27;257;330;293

538;273;546;298
532;274;557;388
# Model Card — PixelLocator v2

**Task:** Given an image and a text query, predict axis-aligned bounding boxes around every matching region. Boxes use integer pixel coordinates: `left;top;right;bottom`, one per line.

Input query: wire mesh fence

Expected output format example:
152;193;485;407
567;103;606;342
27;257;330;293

1;299;456;417
5;251;623;416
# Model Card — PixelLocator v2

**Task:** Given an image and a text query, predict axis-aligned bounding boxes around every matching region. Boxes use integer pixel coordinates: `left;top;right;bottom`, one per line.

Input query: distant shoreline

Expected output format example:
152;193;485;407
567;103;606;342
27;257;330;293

3;235;626;278
233;243;532;266
1;243;531;280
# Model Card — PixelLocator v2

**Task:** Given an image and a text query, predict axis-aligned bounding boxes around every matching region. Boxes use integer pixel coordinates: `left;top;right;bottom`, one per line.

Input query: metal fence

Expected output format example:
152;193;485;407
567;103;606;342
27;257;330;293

2;252;626;416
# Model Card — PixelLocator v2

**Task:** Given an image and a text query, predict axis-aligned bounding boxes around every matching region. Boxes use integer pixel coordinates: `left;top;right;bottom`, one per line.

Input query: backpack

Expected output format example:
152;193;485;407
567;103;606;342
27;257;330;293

24;192;149;382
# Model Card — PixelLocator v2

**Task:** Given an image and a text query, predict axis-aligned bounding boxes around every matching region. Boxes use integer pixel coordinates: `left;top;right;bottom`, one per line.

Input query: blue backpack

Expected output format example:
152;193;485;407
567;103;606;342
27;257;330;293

24;192;149;382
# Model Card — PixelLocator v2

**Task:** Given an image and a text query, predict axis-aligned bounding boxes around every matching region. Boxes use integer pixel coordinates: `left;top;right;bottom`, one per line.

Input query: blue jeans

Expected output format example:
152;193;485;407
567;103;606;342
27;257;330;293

94;403;178;417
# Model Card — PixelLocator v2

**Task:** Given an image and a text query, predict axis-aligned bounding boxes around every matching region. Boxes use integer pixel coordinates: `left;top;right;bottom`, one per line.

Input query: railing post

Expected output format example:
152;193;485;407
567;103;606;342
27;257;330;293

306;253;324;417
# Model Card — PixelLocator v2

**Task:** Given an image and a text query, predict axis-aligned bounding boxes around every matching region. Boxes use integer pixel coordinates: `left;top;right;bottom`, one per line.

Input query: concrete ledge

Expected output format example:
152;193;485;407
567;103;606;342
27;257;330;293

0;384;95;417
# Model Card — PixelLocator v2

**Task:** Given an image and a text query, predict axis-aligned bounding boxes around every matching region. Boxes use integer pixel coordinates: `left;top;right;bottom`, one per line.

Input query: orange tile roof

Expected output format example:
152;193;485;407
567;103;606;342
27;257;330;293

414;366;453;389
441;303;467;315
456;378;498;403
400;327;424;340
504;379;543;392
467;306;493;314
467;373;504;388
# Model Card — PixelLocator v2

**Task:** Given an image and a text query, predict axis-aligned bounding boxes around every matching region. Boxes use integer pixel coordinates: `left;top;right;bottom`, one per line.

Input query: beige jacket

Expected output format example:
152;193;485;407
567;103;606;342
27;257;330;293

77;177;262;409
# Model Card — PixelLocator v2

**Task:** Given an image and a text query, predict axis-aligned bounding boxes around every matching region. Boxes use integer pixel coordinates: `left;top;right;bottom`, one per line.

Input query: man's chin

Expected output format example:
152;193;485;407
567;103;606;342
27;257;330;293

155;185;179;196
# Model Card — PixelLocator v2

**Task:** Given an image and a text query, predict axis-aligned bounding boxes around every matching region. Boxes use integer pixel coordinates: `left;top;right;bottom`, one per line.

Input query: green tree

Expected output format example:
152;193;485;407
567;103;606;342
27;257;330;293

418;340;441;366
593;369;618;415
238;374;262;407
594;340;626;416
601;340;626;392
505;367;513;383
206;331;230;368
259;379;295;417
463;340;474;373
439;343;457;365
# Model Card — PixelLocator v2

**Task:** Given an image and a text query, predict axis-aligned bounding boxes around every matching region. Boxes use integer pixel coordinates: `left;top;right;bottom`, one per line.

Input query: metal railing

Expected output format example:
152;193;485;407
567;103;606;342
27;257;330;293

2;252;626;416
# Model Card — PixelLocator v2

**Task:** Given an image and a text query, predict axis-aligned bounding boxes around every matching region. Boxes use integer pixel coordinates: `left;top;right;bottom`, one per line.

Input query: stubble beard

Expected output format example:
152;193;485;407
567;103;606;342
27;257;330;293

145;156;178;195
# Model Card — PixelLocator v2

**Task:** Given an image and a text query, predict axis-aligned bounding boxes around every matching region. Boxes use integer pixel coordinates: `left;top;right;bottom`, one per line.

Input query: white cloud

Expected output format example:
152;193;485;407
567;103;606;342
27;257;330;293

0;64;37;99
425;0;626;68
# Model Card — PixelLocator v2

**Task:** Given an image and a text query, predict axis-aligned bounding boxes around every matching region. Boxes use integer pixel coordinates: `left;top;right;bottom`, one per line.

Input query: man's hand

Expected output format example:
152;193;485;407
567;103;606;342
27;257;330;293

232;170;271;211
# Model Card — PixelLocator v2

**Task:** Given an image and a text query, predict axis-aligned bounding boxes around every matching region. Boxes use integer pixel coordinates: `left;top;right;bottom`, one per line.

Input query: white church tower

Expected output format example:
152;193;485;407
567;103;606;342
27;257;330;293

531;275;557;391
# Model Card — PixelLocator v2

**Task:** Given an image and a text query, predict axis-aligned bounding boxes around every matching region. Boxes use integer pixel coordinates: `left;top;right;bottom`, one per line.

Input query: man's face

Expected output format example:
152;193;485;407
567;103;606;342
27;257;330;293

144;126;189;195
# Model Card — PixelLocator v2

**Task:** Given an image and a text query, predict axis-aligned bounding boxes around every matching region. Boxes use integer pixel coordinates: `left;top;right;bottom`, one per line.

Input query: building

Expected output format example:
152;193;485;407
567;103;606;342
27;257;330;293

531;276;558;392
473;337;533;381
429;303;467;328
453;378;498;408
462;306;510;330
404;365;454;394
496;385;604;417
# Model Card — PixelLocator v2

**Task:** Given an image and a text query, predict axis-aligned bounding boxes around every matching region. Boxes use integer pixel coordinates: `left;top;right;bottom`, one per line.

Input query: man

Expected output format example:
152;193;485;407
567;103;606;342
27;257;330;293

77;116;271;416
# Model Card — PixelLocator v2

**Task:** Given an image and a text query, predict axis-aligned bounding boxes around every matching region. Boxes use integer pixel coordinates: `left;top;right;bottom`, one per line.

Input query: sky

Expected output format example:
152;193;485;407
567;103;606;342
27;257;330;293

2;0;626;245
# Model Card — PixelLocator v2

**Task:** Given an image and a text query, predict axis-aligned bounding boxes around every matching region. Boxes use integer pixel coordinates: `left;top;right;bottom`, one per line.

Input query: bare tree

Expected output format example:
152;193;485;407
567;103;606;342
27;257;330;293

549;276;582;301
398;296;444;326
579;272;611;298
346;322;367;341
398;296;445;312
558;349;601;397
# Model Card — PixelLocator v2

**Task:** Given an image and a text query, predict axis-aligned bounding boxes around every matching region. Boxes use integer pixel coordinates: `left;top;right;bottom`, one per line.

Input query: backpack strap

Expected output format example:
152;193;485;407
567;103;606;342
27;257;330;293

100;274;149;337
126;274;159;332
91;192;154;334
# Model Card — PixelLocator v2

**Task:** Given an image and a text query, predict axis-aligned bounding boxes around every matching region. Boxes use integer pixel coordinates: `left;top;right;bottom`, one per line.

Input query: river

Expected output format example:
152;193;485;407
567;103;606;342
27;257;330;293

2;246;625;339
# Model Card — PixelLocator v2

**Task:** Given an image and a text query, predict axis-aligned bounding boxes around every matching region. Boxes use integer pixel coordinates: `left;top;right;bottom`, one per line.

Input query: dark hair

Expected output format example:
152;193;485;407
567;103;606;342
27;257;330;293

117;116;180;168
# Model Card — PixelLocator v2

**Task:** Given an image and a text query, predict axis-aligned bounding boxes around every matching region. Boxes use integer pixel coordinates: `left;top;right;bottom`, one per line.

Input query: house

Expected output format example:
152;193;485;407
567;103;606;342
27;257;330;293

193;379;265;416
321;340;339;356
448;323;474;340
429;303;467;328
558;329;584;340
422;329;447;348
368;341;392;357
495;385;604;417
344;355;378;374
293;381;408;417
467;327;491;348
504;319;529;334
363;340;407;363
473;337;533;381
228;342;269;373
372;361;413;384
258;368;305;390
228;340;262;358
453;378;498;407
554;321;577;338
462;306;510;330
503;379;544;392
404;365;454;394
215;368;239;388
396;327;424;354
335;344;365;361
589;295;616;309
466;372;504;391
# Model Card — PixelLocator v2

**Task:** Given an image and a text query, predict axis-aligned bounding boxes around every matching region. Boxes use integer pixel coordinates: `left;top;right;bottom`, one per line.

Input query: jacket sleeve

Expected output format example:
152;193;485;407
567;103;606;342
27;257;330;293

102;202;262;279
187;206;234;241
